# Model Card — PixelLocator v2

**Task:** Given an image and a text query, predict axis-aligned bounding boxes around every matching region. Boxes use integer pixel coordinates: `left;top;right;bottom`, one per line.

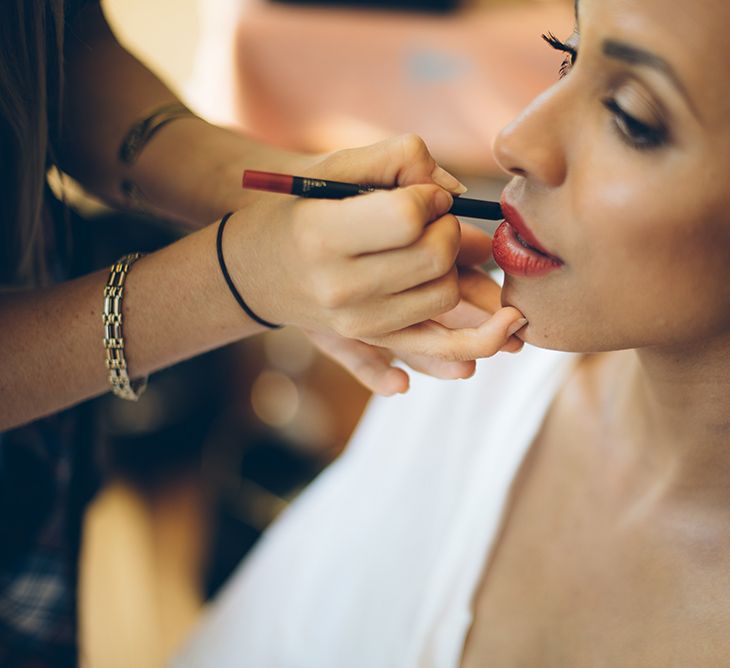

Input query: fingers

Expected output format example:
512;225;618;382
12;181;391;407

457;223;493;266
364;307;527;362
307;184;453;255
328;267;461;338
459;266;503;315
433;300;489;329
373;268;463;335
305;330;409;396
306;328;487;397
396;351;476;380
346;214;461;297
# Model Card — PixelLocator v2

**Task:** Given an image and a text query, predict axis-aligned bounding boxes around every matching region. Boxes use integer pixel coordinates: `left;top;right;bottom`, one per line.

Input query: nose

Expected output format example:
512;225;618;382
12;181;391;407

493;84;570;188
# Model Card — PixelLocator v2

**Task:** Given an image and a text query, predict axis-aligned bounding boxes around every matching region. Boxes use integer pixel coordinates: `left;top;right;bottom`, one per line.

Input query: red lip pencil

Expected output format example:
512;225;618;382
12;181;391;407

242;170;503;221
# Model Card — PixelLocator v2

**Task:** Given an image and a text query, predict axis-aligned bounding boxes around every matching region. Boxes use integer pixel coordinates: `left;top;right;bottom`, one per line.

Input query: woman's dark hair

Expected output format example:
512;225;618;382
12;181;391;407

0;0;65;288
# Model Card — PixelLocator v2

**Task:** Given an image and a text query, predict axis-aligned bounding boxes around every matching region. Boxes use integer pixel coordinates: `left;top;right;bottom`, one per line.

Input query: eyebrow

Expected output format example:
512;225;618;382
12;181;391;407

602;39;699;118
603;40;680;88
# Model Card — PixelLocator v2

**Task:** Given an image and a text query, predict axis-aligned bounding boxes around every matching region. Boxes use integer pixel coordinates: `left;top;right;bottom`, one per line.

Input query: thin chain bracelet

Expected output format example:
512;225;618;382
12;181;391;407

102;252;148;401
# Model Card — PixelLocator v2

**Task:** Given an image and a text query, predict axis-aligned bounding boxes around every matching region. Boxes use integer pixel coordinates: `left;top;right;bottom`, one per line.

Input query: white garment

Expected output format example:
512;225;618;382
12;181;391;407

174;345;576;668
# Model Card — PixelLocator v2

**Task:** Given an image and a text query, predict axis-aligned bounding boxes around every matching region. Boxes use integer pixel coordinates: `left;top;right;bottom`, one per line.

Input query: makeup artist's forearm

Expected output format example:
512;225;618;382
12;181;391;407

122;117;310;227
0;223;263;432
61;4;309;227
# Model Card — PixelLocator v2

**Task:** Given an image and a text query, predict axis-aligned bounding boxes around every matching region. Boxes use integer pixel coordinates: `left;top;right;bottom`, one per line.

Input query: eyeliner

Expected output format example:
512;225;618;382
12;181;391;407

242;170;503;220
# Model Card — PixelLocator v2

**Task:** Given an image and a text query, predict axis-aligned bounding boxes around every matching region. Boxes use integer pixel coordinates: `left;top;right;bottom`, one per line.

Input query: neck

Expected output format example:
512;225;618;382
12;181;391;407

617;332;730;499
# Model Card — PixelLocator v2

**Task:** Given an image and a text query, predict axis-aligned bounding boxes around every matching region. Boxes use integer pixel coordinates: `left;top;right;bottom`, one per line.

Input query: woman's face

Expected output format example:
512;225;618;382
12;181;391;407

492;0;730;353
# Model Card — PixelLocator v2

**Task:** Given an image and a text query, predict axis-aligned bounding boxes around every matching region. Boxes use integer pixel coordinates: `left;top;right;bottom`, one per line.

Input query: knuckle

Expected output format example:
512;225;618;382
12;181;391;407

444;218;462;263
395;194;421;224
444;214;461;246
423;223;460;278
393;196;424;244
400;133;427;158
424;244;452;278
315;276;351;309
443;286;461;313
435;271;461;313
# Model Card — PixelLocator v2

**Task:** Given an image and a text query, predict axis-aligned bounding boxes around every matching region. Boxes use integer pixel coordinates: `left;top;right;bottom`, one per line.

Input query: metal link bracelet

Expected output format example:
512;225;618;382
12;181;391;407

102;252;148;401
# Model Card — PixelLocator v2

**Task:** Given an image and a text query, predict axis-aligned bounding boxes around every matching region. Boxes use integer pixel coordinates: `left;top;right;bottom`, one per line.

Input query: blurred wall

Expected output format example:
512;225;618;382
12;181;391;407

102;0;200;96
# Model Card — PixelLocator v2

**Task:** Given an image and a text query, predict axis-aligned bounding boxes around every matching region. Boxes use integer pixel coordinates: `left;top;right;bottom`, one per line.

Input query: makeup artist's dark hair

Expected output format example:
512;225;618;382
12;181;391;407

0;0;65;288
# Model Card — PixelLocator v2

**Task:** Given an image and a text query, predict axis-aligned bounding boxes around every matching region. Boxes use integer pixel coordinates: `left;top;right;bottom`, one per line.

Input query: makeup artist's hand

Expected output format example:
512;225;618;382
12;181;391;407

226;134;526;394
304;224;524;394
301;139;526;394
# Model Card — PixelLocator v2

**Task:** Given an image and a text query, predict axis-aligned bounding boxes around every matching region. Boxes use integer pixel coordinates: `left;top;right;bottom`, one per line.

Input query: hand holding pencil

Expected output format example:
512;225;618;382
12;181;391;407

228;135;525;394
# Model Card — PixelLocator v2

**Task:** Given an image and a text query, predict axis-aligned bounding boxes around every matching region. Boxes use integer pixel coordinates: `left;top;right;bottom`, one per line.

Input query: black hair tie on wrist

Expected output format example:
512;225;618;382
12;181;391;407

217;212;283;330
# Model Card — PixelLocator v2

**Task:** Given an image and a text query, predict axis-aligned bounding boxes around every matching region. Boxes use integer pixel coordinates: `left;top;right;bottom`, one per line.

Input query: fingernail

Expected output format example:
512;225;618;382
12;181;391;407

434;189;453;213
431;165;468;195
506;318;528;337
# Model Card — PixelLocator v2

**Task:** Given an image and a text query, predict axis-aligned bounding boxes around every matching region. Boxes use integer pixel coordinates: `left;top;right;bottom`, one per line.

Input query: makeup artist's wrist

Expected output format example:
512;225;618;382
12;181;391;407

217;205;294;329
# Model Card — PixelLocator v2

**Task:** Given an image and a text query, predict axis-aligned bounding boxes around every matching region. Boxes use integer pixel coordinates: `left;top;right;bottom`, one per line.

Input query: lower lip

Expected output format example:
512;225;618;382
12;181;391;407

492;222;564;277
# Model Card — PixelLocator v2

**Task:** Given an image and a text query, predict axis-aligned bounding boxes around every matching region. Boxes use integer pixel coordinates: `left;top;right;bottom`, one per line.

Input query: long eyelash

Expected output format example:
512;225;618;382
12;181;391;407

542;32;577;78
541;32;577;61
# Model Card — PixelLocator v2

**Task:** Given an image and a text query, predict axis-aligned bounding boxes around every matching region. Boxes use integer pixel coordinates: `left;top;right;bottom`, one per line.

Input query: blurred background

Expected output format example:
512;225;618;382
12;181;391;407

73;0;572;665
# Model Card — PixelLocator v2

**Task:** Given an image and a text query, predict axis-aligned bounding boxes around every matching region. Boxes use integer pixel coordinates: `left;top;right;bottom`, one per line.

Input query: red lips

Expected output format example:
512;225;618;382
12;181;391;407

492;197;564;277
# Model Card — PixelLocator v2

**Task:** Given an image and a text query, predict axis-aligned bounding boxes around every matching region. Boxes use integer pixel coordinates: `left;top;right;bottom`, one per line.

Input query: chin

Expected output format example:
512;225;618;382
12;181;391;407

518;324;579;352
501;277;601;353
513;313;636;354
